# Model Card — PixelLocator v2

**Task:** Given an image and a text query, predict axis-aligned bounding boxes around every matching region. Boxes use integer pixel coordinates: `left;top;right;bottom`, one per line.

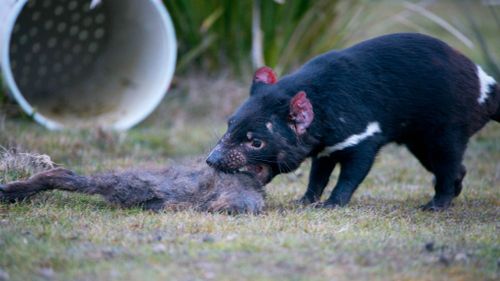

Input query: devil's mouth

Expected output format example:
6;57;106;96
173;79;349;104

237;164;264;174
234;164;272;185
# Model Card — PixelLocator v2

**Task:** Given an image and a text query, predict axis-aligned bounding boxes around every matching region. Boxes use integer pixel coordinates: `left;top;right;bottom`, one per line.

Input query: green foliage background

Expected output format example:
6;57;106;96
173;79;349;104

164;0;356;75
164;0;499;78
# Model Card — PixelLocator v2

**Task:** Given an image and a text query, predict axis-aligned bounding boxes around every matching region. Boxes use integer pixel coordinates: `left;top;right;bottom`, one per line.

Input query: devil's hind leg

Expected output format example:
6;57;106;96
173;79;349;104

453;164;466;197
419;131;468;211
407;142;467;199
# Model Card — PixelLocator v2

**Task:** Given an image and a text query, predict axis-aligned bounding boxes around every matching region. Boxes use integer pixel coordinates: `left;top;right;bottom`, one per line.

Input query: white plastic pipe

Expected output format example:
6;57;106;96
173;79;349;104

1;0;177;130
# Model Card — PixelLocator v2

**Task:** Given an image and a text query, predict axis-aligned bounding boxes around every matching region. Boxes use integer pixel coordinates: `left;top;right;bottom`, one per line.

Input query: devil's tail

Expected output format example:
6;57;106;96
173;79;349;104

491;83;500;122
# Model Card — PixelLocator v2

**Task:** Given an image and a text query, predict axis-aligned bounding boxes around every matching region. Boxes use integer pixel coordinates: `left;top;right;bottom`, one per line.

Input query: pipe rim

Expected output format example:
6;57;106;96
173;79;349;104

1;0;62;129
1;0;177;130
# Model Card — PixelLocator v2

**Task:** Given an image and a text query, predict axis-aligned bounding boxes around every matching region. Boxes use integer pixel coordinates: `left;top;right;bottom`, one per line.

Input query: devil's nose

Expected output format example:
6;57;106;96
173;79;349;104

206;150;222;167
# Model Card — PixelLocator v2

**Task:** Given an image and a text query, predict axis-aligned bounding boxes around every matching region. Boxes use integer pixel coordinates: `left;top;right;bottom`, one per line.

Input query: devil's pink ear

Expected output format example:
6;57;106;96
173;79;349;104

289;91;314;135
254;66;278;84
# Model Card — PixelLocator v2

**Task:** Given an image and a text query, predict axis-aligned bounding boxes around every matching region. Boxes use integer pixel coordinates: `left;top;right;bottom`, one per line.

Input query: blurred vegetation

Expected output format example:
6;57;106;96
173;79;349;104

164;0;499;78
164;0;360;75
355;1;500;80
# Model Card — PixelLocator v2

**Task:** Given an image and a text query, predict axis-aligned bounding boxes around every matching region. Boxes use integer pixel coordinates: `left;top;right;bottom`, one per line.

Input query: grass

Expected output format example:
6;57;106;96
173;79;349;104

0;75;499;281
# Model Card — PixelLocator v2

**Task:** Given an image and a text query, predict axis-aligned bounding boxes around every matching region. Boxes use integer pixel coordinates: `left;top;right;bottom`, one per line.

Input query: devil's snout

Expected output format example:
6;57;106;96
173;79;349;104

207;144;247;172
206;147;223;168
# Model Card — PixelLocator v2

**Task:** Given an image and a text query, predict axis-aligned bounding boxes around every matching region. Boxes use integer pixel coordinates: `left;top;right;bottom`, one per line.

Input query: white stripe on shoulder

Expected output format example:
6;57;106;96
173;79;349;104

318;122;382;158
477;65;496;104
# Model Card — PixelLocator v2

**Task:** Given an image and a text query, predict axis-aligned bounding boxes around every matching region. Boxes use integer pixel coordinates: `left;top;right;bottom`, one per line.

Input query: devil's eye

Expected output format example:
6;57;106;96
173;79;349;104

250;139;264;149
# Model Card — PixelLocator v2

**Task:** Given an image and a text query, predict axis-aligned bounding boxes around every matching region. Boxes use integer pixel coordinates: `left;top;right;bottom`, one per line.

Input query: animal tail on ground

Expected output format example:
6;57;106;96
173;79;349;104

0;168;168;210
0;164;266;214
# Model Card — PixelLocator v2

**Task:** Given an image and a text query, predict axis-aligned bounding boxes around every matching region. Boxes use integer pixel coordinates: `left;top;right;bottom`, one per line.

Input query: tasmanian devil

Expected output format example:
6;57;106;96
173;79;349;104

206;33;499;211
0;158;270;214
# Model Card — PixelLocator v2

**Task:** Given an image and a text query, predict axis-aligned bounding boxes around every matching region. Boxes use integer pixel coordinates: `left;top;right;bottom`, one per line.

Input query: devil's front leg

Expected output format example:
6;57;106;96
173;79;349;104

299;156;337;205
322;144;379;208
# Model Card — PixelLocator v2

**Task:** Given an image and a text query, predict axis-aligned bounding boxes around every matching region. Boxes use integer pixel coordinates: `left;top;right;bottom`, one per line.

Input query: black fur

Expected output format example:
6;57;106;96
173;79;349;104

207;33;500;211
491;84;500;122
